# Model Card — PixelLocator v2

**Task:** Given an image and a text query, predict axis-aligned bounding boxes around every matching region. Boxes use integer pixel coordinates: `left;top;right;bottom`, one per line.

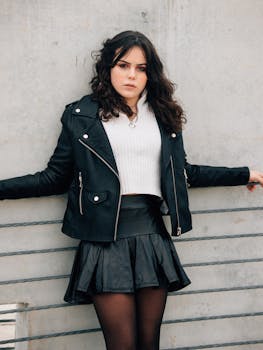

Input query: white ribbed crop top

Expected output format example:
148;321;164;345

102;92;162;197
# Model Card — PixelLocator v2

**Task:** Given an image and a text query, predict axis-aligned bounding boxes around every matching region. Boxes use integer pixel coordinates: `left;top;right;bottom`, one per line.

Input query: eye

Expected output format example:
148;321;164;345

138;66;146;72
117;63;128;69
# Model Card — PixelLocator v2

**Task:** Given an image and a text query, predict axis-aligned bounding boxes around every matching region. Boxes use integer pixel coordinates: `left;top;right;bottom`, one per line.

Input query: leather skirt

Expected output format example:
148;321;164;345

64;194;191;304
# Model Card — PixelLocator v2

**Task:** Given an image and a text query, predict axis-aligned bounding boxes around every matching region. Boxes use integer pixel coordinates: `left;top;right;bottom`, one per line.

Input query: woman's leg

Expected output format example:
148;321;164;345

135;287;168;350
93;293;137;350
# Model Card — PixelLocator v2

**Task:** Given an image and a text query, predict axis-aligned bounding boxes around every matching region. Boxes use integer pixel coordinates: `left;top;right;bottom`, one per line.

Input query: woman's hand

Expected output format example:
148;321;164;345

247;169;263;192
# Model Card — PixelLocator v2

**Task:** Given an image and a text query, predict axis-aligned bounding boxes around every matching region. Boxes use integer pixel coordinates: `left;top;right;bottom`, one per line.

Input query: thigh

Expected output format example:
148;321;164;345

135;287;168;350
93;292;137;350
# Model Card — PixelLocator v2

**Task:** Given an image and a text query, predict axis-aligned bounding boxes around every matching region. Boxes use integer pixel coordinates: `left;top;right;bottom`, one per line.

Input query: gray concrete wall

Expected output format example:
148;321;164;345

0;0;262;349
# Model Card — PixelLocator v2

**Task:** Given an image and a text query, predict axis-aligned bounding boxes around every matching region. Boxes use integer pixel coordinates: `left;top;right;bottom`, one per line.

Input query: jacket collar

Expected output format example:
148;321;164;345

72;94;99;118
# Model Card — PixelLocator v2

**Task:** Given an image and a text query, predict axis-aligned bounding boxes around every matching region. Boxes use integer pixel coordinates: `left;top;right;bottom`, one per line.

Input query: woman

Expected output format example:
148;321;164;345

0;31;262;350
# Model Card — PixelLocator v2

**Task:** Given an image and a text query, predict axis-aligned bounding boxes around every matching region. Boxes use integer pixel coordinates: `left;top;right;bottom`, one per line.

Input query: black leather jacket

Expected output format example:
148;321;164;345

0;95;249;241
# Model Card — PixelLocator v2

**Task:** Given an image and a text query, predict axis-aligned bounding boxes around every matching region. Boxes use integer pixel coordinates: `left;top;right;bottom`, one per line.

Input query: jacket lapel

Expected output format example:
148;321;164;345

78;119;119;174
75;95;119;174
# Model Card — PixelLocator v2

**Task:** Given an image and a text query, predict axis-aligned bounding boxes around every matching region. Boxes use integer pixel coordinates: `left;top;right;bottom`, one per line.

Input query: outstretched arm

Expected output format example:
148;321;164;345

185;161;251;188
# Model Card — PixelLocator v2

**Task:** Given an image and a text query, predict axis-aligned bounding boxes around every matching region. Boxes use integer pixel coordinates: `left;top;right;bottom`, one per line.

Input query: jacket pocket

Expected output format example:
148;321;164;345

78;172;109;215
79;190;109;217
87;191;108;204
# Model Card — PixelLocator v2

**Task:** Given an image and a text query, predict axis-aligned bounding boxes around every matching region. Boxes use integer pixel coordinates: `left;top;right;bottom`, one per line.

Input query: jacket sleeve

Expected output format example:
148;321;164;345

182;137;250;188
0;105;74;200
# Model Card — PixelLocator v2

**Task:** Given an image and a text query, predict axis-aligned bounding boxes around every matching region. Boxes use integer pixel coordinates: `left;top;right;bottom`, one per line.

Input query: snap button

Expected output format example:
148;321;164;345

83;134;89;139
171;132;176;138
94;195;99;202
75;108;80;113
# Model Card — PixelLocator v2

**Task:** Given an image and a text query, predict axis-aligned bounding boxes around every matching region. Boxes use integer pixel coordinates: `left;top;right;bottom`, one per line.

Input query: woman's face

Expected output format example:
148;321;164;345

110;46;147;107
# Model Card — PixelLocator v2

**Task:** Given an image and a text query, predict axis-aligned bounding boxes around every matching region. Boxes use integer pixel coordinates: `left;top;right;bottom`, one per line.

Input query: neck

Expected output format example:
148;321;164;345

130;106;137;114
125;97;139;109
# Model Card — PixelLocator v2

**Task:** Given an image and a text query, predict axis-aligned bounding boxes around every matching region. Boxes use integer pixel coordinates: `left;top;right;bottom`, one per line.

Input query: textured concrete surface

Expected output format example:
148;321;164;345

0;0;262;349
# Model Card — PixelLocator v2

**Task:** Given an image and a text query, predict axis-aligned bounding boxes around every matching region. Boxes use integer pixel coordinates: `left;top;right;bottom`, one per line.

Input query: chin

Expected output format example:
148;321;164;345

120;92;138;100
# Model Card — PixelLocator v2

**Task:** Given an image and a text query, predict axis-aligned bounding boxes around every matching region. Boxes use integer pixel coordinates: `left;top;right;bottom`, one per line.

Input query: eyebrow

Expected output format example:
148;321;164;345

118;59;147;66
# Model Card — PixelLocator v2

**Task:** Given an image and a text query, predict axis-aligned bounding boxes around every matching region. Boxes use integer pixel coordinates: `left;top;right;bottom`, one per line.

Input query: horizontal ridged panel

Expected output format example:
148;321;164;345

160;316;263;348
0;279;68;305
0;224;76;254
0;251;74;281
26;333;105;350
188;210;263;237
164;288;263;320
175;236;263;264
187;261;263;290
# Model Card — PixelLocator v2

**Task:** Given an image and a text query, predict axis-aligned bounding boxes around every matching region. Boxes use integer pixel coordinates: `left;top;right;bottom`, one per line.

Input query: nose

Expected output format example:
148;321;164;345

128;67;136;79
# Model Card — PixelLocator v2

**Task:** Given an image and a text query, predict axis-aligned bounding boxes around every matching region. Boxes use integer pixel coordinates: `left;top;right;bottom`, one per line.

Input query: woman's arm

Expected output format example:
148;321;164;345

184;160;250;188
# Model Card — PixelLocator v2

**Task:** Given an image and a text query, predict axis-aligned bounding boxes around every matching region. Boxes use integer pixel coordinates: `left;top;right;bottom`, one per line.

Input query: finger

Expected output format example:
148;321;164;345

246;184;256;192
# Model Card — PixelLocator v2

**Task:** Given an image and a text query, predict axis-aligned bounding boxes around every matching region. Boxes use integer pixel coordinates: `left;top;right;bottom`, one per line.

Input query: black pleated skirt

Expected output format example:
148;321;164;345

64;194;191;304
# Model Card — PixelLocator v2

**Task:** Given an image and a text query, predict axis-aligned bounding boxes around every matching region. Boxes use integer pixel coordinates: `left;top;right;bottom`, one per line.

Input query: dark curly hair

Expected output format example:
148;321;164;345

90;30;186;132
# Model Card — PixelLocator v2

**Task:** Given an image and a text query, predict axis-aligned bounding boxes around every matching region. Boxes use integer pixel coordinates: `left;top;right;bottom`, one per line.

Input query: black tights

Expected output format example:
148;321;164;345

93;287;168;350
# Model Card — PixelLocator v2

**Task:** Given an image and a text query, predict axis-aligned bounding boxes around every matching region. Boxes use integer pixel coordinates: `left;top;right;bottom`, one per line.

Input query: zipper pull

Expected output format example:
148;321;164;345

79;171;83;188
78;172;84;215
184;168;190;188
177;227;182;236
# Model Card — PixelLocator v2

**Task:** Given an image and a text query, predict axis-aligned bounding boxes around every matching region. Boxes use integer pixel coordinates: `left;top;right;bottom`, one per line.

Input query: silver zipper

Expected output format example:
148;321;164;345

78;139;121;241
184;168;190;188
170;155;182;236
79;171;83;215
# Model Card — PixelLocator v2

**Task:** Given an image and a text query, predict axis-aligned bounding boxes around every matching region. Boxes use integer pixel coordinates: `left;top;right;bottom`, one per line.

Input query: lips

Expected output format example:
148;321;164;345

124;84;136;88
